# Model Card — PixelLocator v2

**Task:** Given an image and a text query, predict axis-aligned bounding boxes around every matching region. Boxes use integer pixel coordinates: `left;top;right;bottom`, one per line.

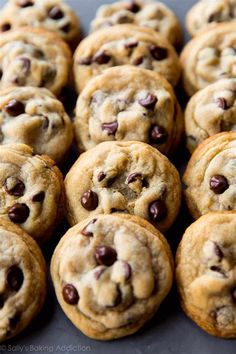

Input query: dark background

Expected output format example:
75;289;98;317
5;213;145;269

0;0;235;353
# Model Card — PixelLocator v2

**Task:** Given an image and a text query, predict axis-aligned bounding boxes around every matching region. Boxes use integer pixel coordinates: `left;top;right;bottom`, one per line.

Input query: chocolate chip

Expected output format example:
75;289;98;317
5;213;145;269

95;246;117;266
20;57;31;73
102;122;118;135
42;116;49;129
216;97;228;110
0;70;2;80
94;266;106;280
34;49;45;59
4;177;25;197
150;45;168;61
132;56;143;65
149;200;167;222
32;191;45;202
42;68;56;85
117;15;131;24
208;12;221;23
232;288;236;303
1;23;11;32
8;203;30;224
0;295;4;309
7;266;24;291
214;242;224;261
210;266;226;276
139;93;157;110
62;284;79;305
210;175;229;194
123;261;132;280
106;287;122;308
93;51;111;64
81;219;97;237
81;190;99;210
149;125;168;144
17;0;33;7
5;100;25;116
98;172;106;182
78;57;92;65
127;1;140;13
127;172;142;184
48;6;64;19
9;313;21;329
125;40;138;49
60;23;71;33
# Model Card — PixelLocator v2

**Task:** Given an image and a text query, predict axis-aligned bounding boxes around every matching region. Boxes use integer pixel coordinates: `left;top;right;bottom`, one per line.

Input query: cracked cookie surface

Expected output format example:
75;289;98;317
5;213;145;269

176;212;236;338
73;24;181;92
0;86;73;163
51;214;173;340
65;141;181;233
0;217;46;342
74;66;183;155
181;23;236;96
186;0;236;37
0;27;71;95
91;0;182;48
0;143;64;243
183;132;236;219
0;0;80;47
185;79;236;153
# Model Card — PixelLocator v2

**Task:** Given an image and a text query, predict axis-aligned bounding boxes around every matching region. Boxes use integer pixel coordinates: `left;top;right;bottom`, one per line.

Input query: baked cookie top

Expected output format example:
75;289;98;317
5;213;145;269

0;0;80;46
91;0;182;48
0;86;73;163
183;132;236;219
73;25;181;92
51;214;173;340
0;217;46;342
74;66;183;155
0;27;71;95
185;79;236;153
181;23;236;96
65;141;181;233
186;0;236;37
176;212;236;338
0;143;64;243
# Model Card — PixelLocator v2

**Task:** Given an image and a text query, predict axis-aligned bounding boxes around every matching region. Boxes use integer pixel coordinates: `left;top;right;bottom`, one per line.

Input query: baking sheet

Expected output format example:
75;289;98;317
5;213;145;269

0;0;235;353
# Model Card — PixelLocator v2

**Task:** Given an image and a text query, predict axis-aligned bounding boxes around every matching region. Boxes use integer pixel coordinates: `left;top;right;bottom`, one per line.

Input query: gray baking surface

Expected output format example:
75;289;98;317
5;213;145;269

0;0;235;353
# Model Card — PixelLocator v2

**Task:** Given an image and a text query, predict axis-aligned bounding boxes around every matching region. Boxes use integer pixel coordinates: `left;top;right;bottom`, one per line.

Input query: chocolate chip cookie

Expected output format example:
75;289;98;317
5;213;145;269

91;0;182;49
0;217;46;342
176;212;236;338
0;27;71;95
65;141;181;233
0;0;80;47
73;24;181;92
180;23;236;96
74;66;183;155
51;213;173;340
183;132;236;219
0;143;64;243
0;86;73;163
186;0;236;37
185;79;236;153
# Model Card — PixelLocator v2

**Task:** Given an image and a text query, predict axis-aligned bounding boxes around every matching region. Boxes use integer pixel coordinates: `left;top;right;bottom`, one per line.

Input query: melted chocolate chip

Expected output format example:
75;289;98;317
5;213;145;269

210;266;226;276
5;100;25;116
123;261;132;280
78;57;92;65
232;288;236;303
61;23;71;33
1;23;11;32
208;12;221;23
95;245;117;266
127;1;140;13
149;125;168;144
32;191;45;202
0;295;4;309
98;172;106;182
149;200;167;222
42;68;56;85
125;40;138;49
17;0;33;7
81;190;99;210
216;97;228;110
139;93;157;110
210;175;229;194
106;287;122;308
102;122;118;135
20;57;31;73
214;242;224;261
48;6;64;20
4;177;25;197
34;49;45;59
93;51;111;64
42;116;49;129
94;266;106;280
9;313;21;329
62;284;79;305
132;56;143;65
118;15;131;24
8;203;30;224
127;172;142;184
150;45;168;61
0;70;2;80
7;266;24;291
81;219;97;237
